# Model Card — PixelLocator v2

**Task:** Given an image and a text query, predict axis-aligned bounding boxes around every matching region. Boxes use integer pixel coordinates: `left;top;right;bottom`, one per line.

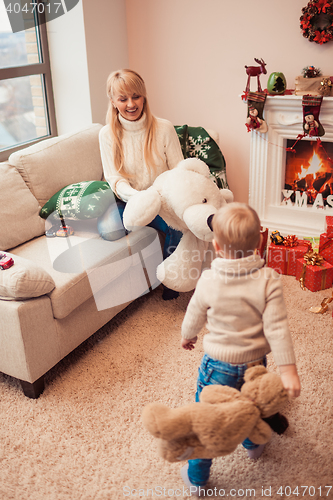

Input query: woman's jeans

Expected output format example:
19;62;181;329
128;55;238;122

188;354;266;487
97;199;182;260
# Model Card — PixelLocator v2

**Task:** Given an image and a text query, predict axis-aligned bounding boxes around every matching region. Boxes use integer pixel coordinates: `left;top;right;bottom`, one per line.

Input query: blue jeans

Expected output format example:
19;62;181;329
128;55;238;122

188;354;266;487
97;199;182;259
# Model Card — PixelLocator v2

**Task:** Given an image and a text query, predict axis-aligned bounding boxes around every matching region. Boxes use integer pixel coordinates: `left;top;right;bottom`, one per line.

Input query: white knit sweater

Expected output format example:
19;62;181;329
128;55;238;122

181;254;296;367
99;113;184;202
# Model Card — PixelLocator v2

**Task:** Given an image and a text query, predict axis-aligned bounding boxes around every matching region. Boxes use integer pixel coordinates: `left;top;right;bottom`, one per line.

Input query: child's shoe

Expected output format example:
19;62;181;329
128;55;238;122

180;463;205;497
247;444;265;459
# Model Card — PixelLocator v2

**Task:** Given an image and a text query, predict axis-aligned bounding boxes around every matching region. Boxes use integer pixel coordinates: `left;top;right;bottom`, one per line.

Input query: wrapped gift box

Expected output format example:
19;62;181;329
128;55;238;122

325;216;333;237
319;233;333;266
295;257;333;292
267;240;310;276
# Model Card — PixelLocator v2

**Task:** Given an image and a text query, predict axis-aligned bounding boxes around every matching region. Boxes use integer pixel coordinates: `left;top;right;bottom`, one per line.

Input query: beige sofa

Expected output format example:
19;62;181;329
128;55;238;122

0;124;163;398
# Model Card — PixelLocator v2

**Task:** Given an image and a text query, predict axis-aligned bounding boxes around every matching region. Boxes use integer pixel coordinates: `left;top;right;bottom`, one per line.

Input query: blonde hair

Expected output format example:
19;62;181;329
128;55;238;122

106;69;160;179
212;202;261;258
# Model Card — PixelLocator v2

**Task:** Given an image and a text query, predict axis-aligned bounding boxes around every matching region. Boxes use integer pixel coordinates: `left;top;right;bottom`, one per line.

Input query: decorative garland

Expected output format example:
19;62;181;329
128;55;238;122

300;0;333;44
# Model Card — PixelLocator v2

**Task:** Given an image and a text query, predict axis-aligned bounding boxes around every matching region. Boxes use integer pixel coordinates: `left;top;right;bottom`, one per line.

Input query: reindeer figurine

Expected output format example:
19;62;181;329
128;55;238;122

245;58;267;93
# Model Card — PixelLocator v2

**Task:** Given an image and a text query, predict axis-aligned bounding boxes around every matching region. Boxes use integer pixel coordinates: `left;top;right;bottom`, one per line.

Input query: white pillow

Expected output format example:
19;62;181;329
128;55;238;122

0;252;55;300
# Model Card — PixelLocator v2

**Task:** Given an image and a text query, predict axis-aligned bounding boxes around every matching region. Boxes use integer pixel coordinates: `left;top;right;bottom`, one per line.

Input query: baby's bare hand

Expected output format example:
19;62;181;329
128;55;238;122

181;337;197;351
279;364;301;398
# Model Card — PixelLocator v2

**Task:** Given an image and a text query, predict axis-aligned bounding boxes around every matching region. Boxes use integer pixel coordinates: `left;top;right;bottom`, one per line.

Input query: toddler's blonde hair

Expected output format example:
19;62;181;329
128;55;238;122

212;202;261;258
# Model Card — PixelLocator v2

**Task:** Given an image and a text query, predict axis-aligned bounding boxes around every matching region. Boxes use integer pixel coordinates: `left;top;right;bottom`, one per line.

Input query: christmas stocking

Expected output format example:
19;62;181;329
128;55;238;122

302;95;325;137
245;91;268;133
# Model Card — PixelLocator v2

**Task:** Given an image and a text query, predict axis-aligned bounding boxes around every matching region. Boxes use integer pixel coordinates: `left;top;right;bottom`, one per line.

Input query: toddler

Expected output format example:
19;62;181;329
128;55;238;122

180;202;301;495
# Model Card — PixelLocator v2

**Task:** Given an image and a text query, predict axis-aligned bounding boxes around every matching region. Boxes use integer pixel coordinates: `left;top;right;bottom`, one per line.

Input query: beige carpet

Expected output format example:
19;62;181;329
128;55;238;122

0;275;332;500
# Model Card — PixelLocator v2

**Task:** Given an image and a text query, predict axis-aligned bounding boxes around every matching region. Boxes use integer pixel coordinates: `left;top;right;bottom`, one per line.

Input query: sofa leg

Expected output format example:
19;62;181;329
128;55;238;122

20;376;45;399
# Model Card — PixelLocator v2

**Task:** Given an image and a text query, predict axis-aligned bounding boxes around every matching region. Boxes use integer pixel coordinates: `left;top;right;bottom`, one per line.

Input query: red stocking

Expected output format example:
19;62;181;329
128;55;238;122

302;95;325;137
245;91;268;133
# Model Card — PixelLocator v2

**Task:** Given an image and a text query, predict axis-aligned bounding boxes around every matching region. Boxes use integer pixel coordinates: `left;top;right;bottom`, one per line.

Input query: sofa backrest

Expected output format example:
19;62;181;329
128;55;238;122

8;123;103;207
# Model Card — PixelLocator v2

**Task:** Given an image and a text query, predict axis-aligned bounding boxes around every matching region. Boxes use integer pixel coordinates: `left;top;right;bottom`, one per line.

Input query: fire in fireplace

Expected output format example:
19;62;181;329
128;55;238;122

284;139;333;207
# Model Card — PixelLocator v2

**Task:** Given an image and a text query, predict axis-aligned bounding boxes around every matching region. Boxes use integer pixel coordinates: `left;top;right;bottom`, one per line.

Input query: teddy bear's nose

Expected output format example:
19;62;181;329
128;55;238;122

207;214;214;231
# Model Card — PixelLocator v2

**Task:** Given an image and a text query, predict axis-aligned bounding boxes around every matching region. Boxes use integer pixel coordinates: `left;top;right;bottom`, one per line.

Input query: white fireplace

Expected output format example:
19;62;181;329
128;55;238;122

249;95;333;237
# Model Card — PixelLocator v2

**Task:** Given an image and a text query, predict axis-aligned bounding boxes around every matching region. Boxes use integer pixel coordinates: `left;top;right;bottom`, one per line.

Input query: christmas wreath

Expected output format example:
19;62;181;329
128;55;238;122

300;0;333;44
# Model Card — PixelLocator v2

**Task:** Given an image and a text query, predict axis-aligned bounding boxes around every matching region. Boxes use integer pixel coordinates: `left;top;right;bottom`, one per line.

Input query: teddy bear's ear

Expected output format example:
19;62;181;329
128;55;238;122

244;365;268;382
220;188;234;204
177;158;210;178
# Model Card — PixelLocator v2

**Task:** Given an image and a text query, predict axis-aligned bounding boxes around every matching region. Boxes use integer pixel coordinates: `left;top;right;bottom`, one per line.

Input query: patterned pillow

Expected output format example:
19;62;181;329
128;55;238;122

174;125;228;189
39;181;114;220
174;124;188;157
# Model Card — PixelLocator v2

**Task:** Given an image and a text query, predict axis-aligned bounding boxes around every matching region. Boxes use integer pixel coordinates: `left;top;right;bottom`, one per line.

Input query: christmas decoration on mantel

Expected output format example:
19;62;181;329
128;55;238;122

266;72;287;95
245;92;268;133
243;58;268;133
300;0;333;45
295;67;333;96
244;89;333;165
302;95;325;137
319;77;333;96
302;65;322;78
244;58;267;94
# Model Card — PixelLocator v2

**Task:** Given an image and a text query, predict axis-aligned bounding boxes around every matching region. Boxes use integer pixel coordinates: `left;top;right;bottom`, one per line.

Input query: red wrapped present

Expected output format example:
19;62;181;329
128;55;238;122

267;238;310;276
325;216;333;237
295;252;333;292
319;233;333;266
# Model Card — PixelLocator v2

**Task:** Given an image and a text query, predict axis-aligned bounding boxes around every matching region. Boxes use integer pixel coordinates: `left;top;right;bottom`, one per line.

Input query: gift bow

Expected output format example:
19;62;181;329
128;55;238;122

299;251;325;291
303;251;324;266
283;235;298;247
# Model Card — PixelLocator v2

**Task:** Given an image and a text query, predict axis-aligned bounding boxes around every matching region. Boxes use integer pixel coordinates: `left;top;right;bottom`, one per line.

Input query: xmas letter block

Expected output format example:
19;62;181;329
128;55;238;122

319;233;333;266
325;216;333;237
267;241;309;276
295;258;333;292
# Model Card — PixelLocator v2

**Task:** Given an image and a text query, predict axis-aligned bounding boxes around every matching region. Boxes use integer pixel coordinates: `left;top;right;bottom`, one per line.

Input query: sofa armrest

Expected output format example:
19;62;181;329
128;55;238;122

0;296;60;383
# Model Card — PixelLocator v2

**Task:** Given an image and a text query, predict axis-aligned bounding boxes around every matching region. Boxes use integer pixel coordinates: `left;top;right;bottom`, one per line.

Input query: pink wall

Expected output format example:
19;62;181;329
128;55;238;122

125;0;333;203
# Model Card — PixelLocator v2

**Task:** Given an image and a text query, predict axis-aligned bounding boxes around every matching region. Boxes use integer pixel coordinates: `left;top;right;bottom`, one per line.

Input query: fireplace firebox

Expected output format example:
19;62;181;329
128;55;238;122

249;95;333;237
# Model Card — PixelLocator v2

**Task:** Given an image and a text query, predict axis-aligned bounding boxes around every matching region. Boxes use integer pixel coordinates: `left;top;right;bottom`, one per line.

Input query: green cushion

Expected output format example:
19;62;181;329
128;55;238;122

39;181;113;220
174;125;228;189
175;124;188;157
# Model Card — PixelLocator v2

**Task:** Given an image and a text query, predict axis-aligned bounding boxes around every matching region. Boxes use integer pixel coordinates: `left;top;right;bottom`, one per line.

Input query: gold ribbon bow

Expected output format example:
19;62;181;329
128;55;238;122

310;292;333;314
283;235;298;247
303;251;324;266
299;251;325;290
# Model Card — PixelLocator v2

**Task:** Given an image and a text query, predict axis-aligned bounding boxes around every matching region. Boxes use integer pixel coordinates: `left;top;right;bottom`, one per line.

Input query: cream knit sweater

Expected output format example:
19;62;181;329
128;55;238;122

181;254;296;367
99;113;184;202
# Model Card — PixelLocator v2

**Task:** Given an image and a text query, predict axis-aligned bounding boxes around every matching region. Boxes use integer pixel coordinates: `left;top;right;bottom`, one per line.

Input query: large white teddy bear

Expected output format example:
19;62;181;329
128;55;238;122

123;158;233;292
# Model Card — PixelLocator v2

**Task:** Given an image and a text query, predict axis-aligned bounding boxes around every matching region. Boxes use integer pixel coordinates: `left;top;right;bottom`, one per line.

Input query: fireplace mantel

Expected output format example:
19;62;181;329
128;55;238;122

249;94;333;237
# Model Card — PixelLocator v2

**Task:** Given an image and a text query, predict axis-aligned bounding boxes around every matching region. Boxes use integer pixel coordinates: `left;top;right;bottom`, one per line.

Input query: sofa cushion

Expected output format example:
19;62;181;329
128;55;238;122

11;225;163;319
0;162;45;251
39;180;113;220
0;252;55;300
8;124;103;207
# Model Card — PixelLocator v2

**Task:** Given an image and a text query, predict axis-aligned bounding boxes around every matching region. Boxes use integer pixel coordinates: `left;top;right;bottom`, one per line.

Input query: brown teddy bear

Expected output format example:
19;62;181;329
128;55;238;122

142;366;288;462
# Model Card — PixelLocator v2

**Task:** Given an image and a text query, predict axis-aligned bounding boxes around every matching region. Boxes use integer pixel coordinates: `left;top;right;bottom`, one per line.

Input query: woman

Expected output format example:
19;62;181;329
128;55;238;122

98;69;184;299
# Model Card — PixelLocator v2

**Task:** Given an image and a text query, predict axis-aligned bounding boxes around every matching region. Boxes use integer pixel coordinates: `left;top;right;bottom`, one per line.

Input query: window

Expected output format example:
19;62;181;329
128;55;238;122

0;0;57;161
